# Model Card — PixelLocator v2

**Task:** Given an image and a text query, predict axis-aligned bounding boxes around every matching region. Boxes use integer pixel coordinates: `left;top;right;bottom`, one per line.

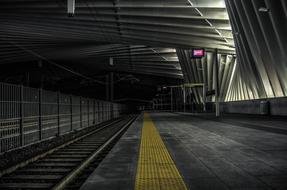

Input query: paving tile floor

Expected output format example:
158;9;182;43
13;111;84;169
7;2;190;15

81;112;287;190
151;113;287;190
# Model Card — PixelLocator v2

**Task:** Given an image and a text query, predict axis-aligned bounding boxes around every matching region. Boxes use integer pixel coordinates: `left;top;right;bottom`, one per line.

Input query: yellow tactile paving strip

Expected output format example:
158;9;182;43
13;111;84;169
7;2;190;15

134;113;188;190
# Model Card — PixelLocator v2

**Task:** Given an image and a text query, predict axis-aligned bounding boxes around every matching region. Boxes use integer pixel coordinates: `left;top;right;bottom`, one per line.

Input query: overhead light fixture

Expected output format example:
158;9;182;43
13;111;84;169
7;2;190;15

258;7;269;12
67;0;75;17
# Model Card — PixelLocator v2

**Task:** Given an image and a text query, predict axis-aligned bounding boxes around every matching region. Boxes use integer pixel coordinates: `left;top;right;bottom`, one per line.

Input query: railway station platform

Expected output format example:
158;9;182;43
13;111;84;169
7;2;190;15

80;112;287;190
1;1;287;190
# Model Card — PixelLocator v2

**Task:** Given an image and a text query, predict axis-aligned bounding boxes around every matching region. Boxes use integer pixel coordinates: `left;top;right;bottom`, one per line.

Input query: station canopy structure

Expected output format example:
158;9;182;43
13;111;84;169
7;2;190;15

0;0;286;102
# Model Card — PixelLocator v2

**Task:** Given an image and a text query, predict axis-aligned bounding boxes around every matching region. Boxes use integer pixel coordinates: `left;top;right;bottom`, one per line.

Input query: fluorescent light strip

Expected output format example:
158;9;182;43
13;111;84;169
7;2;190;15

187;0;229;43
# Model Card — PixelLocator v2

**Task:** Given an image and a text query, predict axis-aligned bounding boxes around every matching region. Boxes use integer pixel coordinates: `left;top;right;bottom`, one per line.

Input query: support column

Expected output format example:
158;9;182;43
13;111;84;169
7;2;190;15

203;84;206;112
202;58;207;112
161;95;163;110
214;49;220;117
183;86;186;113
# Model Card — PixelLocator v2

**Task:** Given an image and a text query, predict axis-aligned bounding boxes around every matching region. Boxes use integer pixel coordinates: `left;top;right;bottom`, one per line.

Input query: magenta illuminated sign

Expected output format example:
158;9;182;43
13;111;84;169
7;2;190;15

191;48;205;58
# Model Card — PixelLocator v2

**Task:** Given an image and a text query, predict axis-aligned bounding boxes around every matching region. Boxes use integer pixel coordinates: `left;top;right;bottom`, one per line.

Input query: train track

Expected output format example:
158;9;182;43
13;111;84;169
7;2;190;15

0;115;137;190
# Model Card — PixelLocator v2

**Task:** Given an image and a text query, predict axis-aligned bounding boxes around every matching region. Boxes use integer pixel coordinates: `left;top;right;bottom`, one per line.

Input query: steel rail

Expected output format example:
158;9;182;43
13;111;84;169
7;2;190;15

52;115;137;190
0;118;123;178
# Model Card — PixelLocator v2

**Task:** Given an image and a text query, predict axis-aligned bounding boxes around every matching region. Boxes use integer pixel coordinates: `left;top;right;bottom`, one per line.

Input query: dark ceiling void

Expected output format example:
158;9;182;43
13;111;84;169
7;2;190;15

0;58;182;102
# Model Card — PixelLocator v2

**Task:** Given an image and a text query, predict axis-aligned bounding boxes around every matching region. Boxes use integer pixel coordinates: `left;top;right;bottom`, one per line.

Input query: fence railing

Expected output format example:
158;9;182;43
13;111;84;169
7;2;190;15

0;82;126;153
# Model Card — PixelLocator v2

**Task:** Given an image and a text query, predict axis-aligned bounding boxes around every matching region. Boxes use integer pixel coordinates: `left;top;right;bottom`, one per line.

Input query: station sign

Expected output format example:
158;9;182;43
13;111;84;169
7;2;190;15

191;48;205;58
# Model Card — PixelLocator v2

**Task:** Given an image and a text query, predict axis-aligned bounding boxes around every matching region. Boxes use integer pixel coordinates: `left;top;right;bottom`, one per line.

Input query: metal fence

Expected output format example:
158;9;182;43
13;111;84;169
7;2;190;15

0;82;127;153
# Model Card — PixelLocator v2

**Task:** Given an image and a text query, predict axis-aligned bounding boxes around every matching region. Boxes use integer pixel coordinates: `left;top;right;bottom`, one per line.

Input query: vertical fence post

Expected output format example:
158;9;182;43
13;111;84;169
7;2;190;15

57;92;60;135
0;84;1;152
97;102;99;124
102;102;104;122
100;102;102;123
80;97;82;128
98;102;100;123
87;99;90;127
70;95;73;131
93;100;95;125
38;89;42;140
19;85;24;146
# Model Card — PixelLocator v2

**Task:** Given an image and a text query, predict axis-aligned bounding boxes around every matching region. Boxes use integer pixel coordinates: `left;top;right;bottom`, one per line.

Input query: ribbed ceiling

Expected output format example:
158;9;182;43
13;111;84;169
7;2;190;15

0;0;234;79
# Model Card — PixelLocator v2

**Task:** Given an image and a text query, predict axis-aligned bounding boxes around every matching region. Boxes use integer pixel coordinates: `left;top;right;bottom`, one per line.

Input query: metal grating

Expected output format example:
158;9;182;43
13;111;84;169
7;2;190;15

0;82;127;153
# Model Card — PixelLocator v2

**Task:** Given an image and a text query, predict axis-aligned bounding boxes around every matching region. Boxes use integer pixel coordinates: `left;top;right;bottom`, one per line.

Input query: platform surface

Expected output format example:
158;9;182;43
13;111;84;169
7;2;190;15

80;112;287;190
80;115;143;190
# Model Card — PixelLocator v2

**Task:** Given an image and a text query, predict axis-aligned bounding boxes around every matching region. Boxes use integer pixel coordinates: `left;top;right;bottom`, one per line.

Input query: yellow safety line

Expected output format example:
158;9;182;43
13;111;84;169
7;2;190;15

134;113;188;190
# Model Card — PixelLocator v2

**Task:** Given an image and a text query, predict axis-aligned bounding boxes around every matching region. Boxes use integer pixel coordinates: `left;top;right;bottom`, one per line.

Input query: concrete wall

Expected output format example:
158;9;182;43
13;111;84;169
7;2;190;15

220;97;287;116
269;97;287;116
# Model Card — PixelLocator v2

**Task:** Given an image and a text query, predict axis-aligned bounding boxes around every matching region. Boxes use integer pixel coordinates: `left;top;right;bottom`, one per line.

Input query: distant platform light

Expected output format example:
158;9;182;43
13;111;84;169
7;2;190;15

191;48;205;58
258;7;269;12
67;0;75;17
109;57;114;66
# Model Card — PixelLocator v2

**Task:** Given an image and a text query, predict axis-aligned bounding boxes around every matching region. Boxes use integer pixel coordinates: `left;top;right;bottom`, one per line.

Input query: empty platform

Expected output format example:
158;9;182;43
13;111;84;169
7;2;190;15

80;112;287;190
